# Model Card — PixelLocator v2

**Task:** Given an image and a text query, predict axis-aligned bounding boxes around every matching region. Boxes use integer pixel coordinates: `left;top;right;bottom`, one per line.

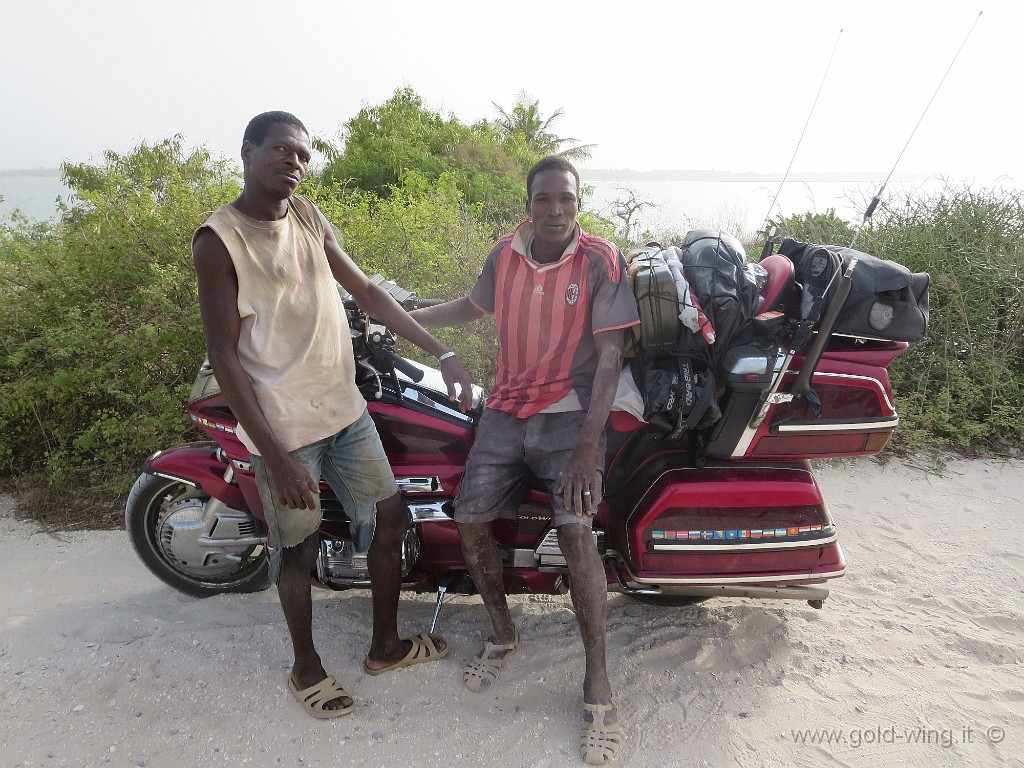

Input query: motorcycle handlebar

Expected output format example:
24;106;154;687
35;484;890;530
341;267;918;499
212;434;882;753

410;298;446;309
374;347;425;383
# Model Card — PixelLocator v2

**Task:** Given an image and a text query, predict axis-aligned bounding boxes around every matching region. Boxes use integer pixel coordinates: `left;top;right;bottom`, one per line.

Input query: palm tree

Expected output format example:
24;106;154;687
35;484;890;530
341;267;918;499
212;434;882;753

491;90;595;162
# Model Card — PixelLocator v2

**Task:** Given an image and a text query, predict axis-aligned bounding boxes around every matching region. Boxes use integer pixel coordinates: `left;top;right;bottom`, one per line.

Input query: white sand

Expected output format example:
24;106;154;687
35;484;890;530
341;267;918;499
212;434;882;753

2;456;1022;768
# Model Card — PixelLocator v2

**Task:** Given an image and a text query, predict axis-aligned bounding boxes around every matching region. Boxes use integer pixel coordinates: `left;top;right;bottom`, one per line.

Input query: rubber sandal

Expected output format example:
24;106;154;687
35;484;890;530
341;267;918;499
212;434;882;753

287;675;354;719
463;627;521;693
362;632;449;676
580;700;623;765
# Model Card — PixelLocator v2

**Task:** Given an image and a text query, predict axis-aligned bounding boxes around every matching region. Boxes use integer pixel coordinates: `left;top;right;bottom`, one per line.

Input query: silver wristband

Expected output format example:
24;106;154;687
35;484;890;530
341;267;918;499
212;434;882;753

437;351;457;363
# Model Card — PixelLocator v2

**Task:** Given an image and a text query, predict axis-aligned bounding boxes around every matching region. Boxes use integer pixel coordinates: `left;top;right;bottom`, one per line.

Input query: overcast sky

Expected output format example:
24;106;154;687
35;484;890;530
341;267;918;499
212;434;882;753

3;0;1021;185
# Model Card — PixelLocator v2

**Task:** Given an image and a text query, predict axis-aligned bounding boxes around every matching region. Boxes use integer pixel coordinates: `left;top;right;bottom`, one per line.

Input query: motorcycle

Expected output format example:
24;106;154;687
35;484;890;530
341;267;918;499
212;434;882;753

126;240;923;619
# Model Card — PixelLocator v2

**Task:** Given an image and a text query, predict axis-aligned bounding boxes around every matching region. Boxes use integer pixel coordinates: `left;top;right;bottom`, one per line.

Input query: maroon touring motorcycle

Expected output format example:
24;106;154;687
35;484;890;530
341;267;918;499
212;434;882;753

126;231;929;620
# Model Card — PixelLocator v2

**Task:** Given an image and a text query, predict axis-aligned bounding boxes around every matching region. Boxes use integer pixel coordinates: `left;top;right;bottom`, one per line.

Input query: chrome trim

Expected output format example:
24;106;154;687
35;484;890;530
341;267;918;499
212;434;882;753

231;459;252;472
775;417;899;433
408;501;453;523
535;528;603;567
395;361;485;418
627;568;847;585
197;535;266;547
730;423;760;457
152;472;198;488
748;350;794;430
317;539;370;586
316;528;419;586
396;476;441;494
650;533;838;552
731;370;895;458
535;528;563;558
729;356;770;376
604;550;839;600
397;378;481;428
507;549;541;567
612;583;832;602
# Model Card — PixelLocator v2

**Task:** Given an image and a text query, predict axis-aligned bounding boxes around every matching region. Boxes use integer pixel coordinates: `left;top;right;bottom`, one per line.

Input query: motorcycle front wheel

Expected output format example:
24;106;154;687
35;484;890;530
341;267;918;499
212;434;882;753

125;473;271;598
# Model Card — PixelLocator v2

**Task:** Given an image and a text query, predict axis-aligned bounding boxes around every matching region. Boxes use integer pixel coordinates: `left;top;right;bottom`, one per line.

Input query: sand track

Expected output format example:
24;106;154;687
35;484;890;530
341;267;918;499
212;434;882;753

2;457;1021;767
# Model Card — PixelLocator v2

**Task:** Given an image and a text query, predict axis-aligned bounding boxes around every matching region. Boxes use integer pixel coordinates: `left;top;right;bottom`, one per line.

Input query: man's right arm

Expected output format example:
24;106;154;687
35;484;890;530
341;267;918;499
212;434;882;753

407;297;484;328
192;228;319;509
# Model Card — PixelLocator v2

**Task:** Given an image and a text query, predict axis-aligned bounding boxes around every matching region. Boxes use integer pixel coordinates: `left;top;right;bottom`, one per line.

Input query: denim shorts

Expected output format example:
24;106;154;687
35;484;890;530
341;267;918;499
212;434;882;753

252;408;398;583
453;408;605;529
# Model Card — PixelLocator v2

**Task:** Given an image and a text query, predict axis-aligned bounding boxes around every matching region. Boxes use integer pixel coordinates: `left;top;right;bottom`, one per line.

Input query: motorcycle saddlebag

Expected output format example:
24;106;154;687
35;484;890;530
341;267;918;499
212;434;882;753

779;238;930;342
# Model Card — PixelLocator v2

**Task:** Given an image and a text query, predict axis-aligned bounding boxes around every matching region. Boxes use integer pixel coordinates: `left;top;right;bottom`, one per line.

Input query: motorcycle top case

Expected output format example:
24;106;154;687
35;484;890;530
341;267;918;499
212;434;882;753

779;237;930;342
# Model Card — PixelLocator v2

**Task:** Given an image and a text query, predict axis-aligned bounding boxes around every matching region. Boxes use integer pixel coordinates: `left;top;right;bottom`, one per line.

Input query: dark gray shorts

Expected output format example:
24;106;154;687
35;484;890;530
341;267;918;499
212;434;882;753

454;408;605;529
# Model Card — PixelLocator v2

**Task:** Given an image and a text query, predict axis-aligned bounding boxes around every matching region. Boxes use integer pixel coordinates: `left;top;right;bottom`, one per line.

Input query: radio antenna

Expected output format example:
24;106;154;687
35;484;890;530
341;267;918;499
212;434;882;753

758;28;844;248
849;10;983;248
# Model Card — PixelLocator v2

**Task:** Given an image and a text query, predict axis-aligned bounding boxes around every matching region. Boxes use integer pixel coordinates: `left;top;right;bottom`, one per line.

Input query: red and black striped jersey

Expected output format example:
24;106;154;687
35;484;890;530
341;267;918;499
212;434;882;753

470;222;640;417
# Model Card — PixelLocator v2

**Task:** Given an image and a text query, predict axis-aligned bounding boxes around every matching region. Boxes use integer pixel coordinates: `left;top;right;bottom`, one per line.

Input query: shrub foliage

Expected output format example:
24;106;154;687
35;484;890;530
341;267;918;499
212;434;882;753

770;185;1024;452
1;96;1021;502
0;138;239;489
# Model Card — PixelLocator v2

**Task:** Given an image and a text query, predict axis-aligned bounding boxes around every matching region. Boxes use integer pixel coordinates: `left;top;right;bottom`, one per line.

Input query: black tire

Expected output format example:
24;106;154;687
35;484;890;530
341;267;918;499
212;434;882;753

125;473;271;598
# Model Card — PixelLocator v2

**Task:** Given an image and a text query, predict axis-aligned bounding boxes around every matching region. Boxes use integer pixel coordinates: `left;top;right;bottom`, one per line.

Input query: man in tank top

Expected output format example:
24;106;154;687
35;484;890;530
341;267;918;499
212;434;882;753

193;111;473;719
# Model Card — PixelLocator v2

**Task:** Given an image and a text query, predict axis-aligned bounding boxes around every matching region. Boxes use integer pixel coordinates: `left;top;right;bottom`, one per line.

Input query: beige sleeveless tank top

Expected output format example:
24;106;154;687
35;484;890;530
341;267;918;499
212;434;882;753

200;195;364;455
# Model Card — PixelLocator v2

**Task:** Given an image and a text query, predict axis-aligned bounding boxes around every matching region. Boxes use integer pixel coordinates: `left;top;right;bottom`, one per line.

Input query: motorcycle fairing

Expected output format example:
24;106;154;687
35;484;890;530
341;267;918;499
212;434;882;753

705;341;904;460
144;442;247;511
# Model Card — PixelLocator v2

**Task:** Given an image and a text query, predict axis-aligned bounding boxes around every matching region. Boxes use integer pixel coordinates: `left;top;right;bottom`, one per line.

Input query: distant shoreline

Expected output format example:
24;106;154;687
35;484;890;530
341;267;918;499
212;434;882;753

1;166;933;184
578;169;932;183
0;167;64;178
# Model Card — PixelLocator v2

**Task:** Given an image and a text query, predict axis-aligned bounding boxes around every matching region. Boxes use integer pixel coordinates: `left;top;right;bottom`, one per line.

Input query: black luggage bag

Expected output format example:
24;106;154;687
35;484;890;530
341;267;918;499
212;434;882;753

779;237;930;342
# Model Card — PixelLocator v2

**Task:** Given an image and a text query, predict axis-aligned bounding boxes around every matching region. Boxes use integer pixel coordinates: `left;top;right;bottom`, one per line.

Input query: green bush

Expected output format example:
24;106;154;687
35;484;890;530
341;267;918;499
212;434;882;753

770;185;1024;453
0;138;239;491
2;125;1021;507
316;87;528;237
0;141;510;495
305;170;500;388
871;185;1023;452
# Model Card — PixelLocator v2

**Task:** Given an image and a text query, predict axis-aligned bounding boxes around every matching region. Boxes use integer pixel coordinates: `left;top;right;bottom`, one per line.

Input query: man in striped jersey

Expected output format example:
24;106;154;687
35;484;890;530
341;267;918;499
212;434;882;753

411;155;639;764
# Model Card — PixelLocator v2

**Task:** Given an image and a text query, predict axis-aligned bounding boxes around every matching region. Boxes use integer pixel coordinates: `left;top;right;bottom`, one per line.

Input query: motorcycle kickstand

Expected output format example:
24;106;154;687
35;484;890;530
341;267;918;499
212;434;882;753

429;584;447;634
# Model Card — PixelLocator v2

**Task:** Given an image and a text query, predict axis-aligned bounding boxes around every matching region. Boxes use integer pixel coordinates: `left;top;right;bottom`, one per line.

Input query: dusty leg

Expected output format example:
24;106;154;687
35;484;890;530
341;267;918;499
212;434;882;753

557;524;614;718
279;533;351;710
364;493;446;669
459;521;519;689
460;521;516;642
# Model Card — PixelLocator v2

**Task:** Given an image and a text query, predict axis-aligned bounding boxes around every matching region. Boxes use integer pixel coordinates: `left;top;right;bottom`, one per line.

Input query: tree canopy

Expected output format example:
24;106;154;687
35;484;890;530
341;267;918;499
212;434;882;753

315;87;526;231
491;90;596;162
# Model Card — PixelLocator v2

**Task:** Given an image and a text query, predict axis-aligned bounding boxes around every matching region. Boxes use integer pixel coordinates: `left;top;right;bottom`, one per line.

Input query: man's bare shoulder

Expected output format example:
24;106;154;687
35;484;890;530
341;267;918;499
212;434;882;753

191;227;238;293
192;226;230;261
